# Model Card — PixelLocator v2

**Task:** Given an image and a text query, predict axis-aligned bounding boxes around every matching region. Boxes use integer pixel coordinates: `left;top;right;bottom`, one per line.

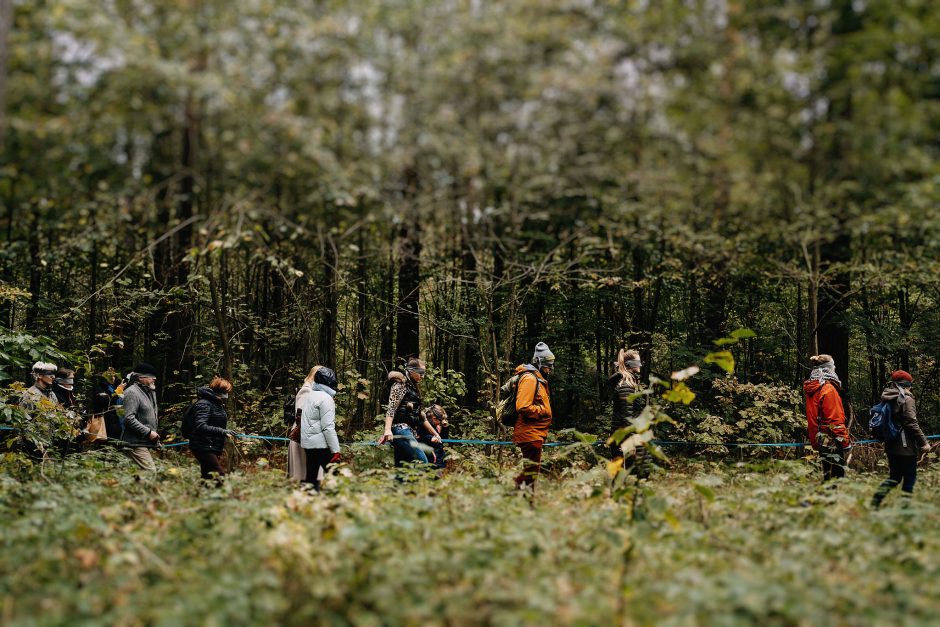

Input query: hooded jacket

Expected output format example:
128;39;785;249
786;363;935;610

881;384;928;456
512;364;552;444
188;387;229;453
299;383;340;453
804;380;850;451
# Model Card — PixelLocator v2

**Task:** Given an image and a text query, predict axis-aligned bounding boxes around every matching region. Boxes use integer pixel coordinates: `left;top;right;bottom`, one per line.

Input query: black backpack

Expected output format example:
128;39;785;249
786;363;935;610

283;394;298;426
181;402;200;438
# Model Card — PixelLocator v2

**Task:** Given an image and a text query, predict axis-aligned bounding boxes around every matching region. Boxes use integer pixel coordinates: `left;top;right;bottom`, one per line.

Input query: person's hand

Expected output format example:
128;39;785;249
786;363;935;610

429;451;436;464
225;429;237;439
330;452;342;464
148;430;160;442
378;430;394;445
431;435;441;444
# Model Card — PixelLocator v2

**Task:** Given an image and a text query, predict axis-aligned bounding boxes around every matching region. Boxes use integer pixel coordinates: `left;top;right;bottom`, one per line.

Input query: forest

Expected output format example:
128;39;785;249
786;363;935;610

2;0;940;625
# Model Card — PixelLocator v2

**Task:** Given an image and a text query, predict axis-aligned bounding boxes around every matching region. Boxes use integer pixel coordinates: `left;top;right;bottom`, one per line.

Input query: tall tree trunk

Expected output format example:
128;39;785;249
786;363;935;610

396;205;421;361
318;232;338;366
26;204;40;331
0;0;12;154
353;224;368;433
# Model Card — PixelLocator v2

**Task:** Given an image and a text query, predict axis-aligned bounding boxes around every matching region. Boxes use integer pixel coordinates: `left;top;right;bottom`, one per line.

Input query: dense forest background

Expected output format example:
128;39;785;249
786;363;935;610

2;0;939;442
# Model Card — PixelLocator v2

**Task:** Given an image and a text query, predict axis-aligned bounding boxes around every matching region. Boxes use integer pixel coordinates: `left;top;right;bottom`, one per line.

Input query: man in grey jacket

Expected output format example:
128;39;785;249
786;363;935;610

20;362;59;411
120;362;161;472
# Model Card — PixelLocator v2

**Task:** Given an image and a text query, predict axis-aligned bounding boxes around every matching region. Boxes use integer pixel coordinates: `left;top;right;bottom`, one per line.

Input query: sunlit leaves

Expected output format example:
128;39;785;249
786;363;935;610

703;351;735;373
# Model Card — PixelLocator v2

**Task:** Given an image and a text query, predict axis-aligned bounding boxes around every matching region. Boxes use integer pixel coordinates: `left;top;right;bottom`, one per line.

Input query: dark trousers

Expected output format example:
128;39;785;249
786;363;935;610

872;454;917;507
193;450;225;481
515;440;544;489
820;446;846;482
304;447;333;491
419;435;446;469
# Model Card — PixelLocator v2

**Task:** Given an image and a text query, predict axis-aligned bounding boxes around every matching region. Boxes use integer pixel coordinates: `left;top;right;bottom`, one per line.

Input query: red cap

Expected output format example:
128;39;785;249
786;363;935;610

891;370;913;383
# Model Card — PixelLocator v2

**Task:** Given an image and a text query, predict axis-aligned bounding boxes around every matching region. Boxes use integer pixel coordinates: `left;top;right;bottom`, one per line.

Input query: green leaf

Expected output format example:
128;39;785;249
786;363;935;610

693;483;716;502
730;328;757;339
662;382;696;405
704;351;735;373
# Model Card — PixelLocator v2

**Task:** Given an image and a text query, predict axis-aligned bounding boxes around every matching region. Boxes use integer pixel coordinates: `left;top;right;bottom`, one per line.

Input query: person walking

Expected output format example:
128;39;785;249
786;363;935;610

20;362;59;411
51;367;76;410
606;348;650;478
420;404;447;470
91;369;123;439
512;342;555;491
298;366;341;491
803;354;852;483
188;377;235;482
378;358;435;468
287;366;325;482
119;363;161;472
871;370;932;508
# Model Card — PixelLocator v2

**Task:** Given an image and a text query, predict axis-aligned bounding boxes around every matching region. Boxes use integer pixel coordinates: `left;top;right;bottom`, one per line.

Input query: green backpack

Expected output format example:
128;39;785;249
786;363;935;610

496;373;540;428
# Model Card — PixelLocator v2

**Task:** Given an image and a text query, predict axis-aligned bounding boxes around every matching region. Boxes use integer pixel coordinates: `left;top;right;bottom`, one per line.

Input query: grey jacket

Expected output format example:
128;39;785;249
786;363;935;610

19;385;59;411
882;384;929;456
121;383;159;448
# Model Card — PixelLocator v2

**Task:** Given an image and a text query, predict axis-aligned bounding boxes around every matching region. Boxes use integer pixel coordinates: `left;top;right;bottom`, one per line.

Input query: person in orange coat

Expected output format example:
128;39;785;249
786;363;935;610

803;354;852;482
513;342;555;490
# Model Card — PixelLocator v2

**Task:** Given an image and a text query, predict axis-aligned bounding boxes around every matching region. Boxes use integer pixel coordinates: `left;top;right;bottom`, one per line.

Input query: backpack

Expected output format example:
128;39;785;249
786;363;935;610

181;402;200;438
869;396;902;443
283;395;297;426
496;372;540;428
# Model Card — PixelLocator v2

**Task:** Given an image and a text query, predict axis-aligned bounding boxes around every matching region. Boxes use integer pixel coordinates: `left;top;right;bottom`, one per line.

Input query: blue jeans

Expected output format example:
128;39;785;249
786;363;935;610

391;425;429;467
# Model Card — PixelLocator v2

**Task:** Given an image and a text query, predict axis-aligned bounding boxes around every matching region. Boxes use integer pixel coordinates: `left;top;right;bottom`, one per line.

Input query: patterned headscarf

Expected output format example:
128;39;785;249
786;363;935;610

810;359;842;388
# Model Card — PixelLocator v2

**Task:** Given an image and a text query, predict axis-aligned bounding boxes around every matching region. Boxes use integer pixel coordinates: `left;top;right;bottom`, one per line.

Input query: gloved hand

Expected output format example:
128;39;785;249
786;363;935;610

330;452;342;464
224;429;237;438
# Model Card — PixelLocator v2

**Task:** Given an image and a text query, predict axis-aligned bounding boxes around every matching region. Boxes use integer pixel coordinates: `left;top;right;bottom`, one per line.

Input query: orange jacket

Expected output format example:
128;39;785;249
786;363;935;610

804;380;851;450
512;364;552;444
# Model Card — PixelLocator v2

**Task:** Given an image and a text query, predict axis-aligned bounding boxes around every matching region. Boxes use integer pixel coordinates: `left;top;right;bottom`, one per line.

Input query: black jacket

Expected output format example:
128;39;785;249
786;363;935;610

189;387;229;453
608;372;643;429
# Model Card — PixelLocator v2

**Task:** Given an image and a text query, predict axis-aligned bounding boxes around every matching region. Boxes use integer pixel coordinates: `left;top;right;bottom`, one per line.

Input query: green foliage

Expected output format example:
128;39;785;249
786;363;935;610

2;452;939;624
0;331;73;382
671;378;804;447
418;367;467;413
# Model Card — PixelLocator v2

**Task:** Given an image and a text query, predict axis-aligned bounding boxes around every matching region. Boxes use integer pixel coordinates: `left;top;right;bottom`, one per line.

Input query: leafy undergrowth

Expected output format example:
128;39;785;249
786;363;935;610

1;449;938;626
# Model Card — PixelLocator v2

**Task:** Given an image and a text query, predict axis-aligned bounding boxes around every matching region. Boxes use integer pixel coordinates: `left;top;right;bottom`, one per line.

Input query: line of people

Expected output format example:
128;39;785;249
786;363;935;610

286;358;450;489
17;361;235;480
14;347;935;504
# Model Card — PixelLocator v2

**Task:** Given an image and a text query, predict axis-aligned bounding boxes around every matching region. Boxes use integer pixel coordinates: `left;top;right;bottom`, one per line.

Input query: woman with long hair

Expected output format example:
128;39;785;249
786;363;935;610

606;349;647;474
379;358;434;468
287;366;324;481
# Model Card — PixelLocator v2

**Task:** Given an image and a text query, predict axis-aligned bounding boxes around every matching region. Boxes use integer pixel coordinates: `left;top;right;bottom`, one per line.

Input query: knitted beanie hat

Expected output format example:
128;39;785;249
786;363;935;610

891;370;913;383
532;342;555;366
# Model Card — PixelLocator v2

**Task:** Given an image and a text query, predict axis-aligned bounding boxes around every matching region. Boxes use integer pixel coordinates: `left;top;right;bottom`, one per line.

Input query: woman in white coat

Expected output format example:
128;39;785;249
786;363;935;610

299;366;341;491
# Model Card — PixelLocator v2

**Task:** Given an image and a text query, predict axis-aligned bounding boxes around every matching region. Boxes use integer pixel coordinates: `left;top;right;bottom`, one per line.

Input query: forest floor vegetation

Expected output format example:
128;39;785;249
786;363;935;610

1;448;938;626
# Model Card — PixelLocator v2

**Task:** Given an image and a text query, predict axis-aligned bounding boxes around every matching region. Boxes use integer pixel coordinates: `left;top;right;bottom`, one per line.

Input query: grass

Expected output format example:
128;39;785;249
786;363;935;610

0;446;938;626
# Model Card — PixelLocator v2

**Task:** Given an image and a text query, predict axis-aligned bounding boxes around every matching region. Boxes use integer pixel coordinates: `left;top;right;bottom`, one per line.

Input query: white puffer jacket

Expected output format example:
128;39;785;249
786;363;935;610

299;383;340;453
